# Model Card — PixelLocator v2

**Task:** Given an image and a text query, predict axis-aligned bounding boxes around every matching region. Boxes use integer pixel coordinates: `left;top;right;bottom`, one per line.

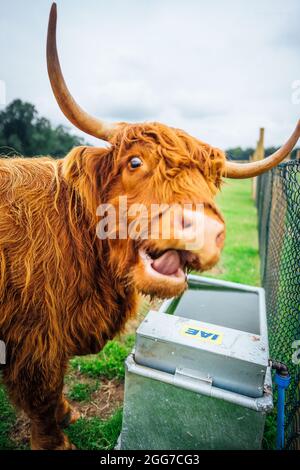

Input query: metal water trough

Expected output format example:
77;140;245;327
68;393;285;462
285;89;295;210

119;275;273;450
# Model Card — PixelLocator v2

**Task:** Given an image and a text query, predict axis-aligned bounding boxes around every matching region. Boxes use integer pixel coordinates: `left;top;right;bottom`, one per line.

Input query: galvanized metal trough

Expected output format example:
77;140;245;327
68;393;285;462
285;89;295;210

119;275;273;450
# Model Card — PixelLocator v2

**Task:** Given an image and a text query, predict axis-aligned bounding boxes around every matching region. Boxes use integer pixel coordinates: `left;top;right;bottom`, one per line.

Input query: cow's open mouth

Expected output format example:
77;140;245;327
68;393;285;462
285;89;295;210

139;247;199;283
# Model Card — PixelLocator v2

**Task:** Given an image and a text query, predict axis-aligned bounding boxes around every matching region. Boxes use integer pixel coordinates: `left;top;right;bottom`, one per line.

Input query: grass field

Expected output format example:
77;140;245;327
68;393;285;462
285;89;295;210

212;179;260;285
0;179;275;450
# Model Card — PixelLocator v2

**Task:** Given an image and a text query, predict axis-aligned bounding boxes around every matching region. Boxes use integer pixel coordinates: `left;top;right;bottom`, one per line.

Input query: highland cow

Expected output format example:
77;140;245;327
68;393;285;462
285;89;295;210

0;3;299;449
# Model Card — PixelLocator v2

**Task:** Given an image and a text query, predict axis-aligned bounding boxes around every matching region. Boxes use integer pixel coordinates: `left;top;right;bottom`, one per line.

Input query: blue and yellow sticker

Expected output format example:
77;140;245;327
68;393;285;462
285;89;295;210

180;324;223;345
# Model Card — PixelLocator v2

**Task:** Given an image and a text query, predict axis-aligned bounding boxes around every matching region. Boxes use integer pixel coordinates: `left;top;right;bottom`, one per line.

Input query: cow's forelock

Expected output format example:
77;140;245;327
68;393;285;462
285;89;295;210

110;122;225;191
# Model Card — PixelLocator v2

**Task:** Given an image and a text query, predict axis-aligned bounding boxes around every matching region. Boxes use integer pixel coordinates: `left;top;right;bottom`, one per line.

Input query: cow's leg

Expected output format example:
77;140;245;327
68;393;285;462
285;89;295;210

2;362;75;450
29;399;76;450
56;395;81;428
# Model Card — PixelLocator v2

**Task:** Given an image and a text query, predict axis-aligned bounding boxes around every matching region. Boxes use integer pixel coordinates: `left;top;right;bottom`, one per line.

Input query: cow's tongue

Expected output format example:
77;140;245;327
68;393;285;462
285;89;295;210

152;250;181;275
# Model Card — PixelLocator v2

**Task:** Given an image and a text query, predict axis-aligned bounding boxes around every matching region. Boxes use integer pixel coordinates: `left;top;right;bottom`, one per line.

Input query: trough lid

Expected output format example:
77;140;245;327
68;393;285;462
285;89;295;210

165;286;260;335
134;276;269;398
135;311;268;398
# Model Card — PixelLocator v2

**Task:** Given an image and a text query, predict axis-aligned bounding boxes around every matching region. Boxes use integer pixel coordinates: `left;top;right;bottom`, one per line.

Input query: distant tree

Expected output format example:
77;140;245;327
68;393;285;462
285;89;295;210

0;99;86;157
225;147;254;161
226;145;299;161
265;147;299;159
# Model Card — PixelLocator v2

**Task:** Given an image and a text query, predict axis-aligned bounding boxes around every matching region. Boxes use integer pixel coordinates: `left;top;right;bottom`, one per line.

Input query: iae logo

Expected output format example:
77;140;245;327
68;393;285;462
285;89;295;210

180;324;223;345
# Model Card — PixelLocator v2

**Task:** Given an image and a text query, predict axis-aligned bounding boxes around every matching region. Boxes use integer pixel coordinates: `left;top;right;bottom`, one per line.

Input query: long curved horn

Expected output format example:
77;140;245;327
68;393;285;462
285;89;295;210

47;3;117;140
224;120;300;178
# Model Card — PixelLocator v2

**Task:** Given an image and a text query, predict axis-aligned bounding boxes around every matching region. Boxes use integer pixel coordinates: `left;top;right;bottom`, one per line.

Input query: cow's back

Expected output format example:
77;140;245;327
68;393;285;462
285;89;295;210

0;156;68;323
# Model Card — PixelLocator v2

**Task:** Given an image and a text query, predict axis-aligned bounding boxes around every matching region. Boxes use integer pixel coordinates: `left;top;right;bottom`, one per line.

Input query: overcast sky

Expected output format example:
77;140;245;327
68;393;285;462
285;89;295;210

0;0;299;149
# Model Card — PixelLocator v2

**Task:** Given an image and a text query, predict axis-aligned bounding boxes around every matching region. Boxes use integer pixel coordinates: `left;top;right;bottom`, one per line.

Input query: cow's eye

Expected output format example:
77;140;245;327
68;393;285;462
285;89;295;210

129;156;143;170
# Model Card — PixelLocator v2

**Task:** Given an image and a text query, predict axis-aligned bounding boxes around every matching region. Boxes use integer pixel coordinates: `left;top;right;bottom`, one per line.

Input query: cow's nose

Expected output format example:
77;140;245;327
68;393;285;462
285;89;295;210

173;209;205;249
216;228;225;248
203;215;225;250
178;209;202;235
173;209;225;253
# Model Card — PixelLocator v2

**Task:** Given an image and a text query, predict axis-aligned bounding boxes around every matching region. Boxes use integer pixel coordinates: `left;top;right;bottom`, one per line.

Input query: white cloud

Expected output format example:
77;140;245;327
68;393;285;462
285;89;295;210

0;0;299;149
87;80;161;120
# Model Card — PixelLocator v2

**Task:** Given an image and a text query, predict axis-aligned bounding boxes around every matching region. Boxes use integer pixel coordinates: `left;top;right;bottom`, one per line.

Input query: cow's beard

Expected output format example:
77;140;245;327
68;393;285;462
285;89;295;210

108;240;220;299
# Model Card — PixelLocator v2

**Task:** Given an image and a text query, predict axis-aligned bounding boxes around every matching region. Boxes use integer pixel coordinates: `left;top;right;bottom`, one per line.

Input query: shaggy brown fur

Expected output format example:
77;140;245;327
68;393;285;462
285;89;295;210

0;122;225;449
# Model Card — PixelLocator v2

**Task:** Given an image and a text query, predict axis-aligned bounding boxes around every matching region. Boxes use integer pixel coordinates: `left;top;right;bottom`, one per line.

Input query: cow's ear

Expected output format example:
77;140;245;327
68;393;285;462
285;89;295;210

83;146;115;192
62;146;114;215
62;146;87;182
63;146;113;184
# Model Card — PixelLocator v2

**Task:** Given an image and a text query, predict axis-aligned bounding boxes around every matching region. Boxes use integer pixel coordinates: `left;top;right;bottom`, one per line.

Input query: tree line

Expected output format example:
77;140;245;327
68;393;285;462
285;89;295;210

0;99;85;158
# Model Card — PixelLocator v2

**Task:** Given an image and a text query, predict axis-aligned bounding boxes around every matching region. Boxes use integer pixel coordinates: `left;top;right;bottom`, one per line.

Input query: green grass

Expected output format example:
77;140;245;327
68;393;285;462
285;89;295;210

65;409;123;450
67;381;99;402
205;179;260;286
0;383;17;450
262;412;277;450
70;335;135;380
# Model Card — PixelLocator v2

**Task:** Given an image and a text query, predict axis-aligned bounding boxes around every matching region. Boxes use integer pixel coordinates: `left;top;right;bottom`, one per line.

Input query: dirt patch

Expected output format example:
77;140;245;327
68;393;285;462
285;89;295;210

64;369;98;390
70;377;124;420
9;411;31;449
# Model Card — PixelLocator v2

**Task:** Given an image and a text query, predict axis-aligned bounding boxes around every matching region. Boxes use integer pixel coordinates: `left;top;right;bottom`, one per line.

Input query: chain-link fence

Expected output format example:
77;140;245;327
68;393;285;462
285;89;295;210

256;161;300;450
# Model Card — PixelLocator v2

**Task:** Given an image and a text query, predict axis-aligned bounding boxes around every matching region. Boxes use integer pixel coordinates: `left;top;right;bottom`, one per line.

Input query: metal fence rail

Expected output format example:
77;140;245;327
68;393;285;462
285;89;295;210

256;161;300;450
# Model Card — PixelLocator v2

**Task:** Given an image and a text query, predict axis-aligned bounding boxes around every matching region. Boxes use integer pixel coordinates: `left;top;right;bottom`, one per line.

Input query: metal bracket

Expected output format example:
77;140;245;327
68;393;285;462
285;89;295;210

174;367;212;391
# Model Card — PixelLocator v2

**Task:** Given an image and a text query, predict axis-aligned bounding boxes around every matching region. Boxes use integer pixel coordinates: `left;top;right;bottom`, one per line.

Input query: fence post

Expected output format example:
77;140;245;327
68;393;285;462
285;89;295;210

296;150;300;160
252;128;265;200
